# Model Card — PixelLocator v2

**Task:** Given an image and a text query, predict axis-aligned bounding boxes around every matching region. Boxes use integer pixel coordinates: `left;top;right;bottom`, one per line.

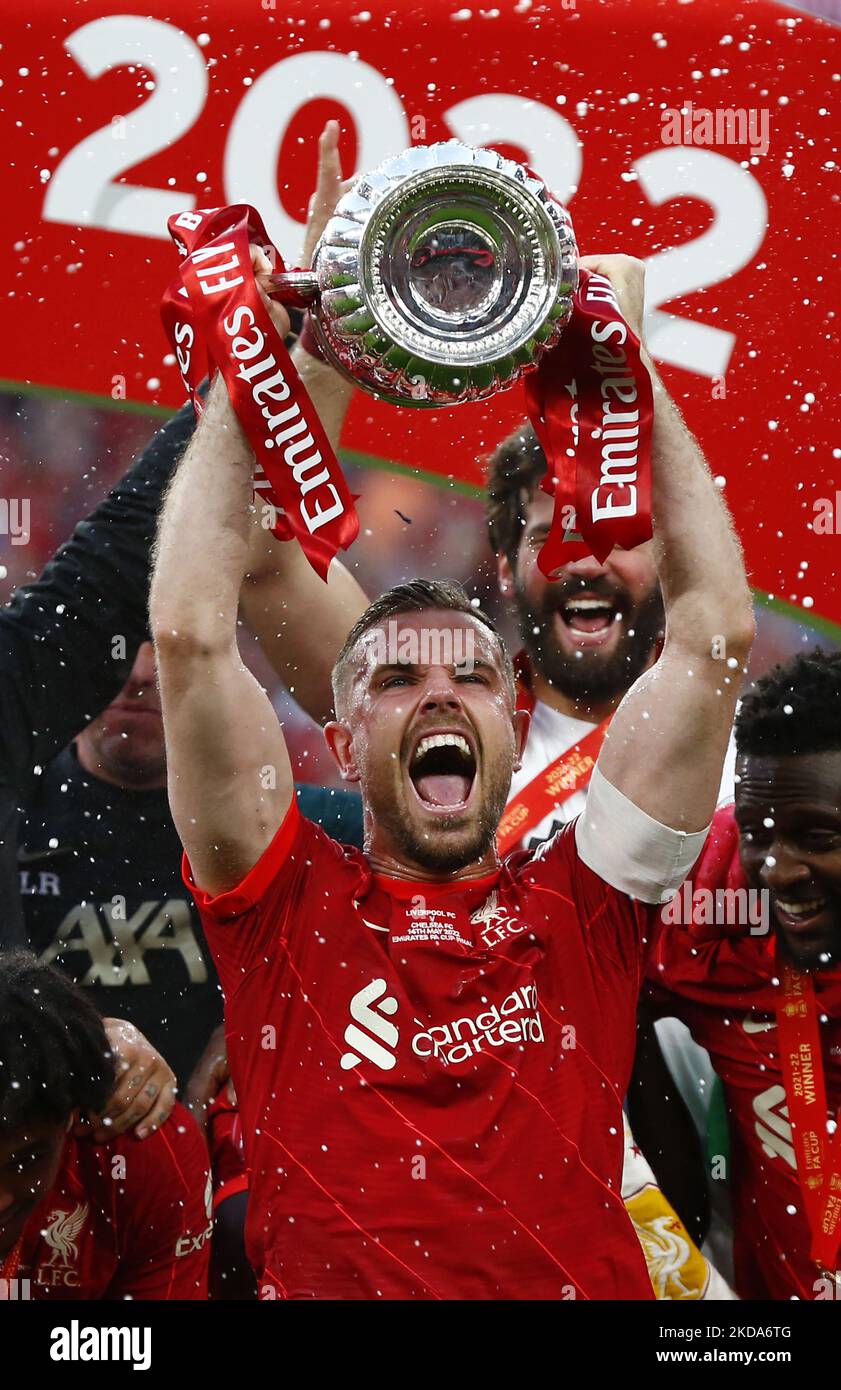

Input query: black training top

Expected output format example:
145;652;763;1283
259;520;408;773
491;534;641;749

19;742;364;1086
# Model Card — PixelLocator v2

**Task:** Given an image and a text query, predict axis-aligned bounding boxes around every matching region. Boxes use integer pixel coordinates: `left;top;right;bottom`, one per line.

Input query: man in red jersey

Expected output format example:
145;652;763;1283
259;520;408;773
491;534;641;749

0;951;210;1300
151;250;753;1300
648;648;841;1300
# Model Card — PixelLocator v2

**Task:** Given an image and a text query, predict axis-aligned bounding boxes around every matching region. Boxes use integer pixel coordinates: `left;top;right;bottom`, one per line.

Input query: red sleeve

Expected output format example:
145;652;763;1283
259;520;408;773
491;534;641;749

208;1088;248;1208
183;798;365;1002
646;806;768;1014
106;1103;211;1301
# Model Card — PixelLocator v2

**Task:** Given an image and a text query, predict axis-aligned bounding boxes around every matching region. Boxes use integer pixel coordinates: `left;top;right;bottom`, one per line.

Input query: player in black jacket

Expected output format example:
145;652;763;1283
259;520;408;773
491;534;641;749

0;400;197;947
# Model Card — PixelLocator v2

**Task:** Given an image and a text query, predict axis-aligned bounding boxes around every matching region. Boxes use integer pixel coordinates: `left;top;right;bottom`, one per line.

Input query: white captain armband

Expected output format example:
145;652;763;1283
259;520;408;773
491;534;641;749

574;763;709;905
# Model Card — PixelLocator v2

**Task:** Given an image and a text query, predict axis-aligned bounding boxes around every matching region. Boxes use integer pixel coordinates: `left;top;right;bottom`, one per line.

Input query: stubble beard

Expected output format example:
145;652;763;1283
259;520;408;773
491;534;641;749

368;764;513;875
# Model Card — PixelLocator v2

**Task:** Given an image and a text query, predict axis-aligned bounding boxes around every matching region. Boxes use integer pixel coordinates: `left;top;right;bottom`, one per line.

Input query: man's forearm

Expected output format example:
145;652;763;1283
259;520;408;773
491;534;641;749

646;356;753;653
237;339;367;725
150;377;254;650
150;369;296;897
290;340;354;451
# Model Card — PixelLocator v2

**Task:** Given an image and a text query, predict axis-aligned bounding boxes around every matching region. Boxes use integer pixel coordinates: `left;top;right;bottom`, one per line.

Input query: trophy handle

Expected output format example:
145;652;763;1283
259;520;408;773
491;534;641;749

265;271;319;304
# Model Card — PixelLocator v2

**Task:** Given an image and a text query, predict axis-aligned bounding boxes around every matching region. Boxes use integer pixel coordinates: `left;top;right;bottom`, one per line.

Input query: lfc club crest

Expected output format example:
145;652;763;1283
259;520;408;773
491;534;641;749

38;1201;89;1287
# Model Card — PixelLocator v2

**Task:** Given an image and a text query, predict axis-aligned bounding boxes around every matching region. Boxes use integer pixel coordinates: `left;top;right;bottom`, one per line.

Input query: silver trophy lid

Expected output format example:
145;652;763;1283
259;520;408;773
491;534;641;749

311;141;579;407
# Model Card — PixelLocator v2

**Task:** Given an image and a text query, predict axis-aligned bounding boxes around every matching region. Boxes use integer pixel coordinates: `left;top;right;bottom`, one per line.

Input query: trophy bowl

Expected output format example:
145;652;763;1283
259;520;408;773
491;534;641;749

277;141;578;408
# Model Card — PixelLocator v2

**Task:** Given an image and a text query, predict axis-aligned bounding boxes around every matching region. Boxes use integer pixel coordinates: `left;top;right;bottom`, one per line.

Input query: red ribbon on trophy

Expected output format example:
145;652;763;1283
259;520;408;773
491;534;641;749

524;267;654;577
161;205;359;580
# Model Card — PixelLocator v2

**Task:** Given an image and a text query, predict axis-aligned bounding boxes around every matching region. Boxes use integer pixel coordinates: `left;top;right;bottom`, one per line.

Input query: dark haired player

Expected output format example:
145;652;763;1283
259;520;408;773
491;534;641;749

1;408;217;1136
487;423;667;834
151;251;752;1299
0;398;202;950
648;647;841;1299
0;951;210;1299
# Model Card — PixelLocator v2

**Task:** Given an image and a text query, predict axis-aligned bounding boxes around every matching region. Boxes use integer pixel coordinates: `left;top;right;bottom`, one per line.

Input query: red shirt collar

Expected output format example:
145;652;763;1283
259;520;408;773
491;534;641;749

371;868;501;899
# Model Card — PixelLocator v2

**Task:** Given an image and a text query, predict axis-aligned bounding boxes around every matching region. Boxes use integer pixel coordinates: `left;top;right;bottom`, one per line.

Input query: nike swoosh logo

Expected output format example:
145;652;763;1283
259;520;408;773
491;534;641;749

743;1015;776;1034
352;900;388;933
17;845;74;865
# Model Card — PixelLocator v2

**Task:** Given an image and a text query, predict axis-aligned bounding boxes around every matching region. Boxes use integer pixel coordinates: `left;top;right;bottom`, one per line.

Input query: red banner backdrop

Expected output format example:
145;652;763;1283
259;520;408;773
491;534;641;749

2;0;839;626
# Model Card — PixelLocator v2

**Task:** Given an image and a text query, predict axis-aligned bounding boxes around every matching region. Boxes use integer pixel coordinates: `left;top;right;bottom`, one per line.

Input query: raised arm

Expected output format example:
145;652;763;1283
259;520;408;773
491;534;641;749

150;294;294;898
589;255;754;834
239;121;365;724
239;341;365;724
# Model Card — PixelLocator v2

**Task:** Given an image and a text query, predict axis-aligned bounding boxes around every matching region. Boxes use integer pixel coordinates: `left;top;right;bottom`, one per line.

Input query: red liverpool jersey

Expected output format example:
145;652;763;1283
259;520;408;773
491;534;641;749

647;806;841;1300
18;1103;211;1300
186;800;657;1301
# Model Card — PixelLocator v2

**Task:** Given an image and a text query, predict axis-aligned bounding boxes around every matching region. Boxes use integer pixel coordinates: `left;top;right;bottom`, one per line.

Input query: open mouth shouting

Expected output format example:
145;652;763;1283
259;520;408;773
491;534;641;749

556;591;622;649
408;729;479;817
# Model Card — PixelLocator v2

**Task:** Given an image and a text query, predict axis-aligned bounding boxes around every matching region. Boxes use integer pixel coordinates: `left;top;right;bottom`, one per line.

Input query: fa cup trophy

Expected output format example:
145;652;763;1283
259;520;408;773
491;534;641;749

162;139;651;581
268;140;579;407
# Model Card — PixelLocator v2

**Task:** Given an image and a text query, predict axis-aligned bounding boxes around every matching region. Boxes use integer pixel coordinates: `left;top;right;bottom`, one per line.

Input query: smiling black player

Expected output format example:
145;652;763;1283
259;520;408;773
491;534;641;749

649;649;841;1298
